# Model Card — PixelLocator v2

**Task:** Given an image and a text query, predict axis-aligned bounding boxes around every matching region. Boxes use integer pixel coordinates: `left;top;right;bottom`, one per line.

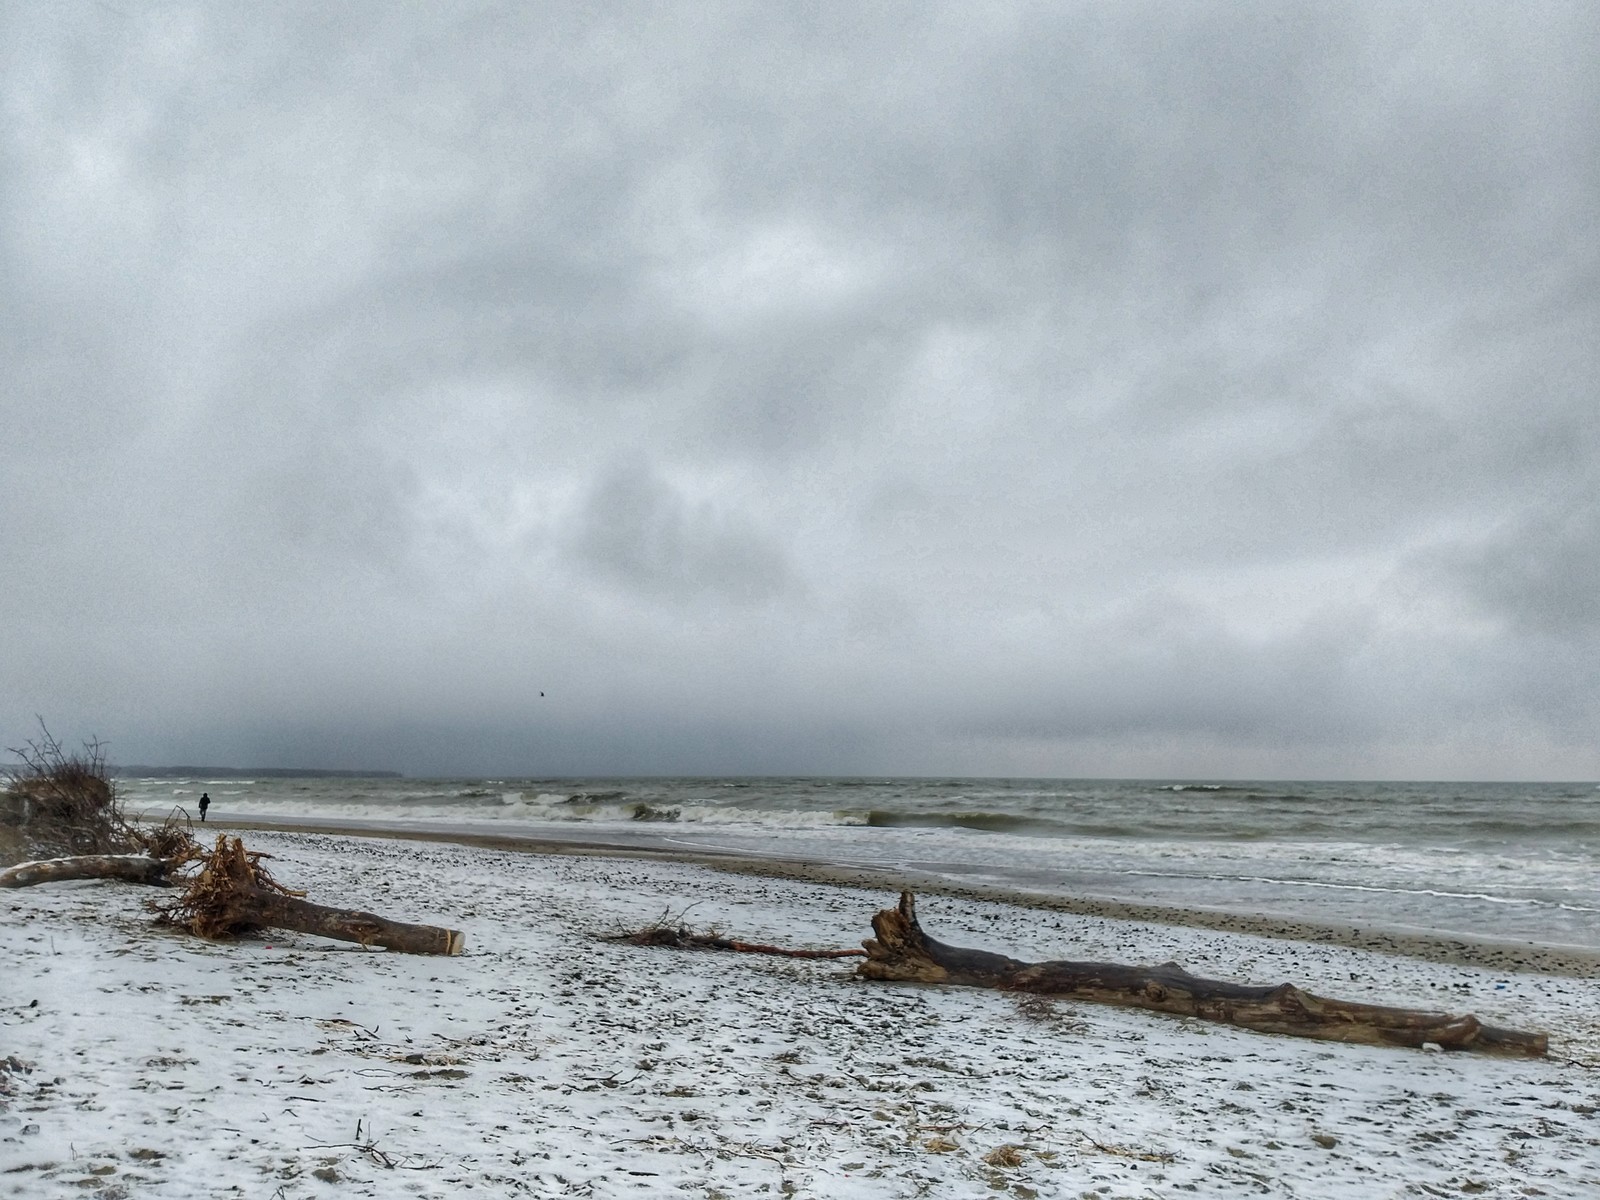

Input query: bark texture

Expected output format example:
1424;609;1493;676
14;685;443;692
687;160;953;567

858;891;1548;1057
159;834;465;955
0;853;171;889
238;889;466;955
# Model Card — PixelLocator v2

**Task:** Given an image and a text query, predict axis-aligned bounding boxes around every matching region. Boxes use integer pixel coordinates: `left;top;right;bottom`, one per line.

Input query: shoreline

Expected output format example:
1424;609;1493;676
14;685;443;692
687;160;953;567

204;814;1600;977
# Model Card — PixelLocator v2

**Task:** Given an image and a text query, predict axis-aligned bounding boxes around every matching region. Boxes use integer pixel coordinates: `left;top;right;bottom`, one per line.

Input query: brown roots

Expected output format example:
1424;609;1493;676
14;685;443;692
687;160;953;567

154;834;303;939
132;814;200;863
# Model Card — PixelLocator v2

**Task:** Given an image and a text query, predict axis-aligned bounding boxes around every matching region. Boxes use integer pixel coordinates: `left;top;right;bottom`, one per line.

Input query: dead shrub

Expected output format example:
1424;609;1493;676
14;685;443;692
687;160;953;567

2;721;136;861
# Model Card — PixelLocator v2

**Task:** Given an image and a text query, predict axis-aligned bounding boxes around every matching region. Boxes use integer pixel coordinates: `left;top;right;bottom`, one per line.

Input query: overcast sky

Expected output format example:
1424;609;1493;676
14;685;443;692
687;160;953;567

3;2;1596;779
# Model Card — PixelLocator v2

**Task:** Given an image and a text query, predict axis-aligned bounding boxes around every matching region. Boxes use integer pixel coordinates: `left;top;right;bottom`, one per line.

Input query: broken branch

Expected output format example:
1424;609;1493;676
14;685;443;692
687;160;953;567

619;922;865;958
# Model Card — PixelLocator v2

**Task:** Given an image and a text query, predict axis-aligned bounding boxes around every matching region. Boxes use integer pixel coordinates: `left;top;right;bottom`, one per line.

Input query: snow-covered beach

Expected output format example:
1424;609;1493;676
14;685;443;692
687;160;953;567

6;829;1600;1198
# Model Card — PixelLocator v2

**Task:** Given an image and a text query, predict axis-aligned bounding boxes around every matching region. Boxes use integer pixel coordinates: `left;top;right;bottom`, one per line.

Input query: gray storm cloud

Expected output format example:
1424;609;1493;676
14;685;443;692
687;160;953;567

2;2;1596;778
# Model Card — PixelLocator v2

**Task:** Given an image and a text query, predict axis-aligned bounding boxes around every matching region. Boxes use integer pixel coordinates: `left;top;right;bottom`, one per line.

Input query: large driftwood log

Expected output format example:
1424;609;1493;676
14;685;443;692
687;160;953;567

0;854;172;889
229;888;466;955
160;835;465;956
859;892;1548;1057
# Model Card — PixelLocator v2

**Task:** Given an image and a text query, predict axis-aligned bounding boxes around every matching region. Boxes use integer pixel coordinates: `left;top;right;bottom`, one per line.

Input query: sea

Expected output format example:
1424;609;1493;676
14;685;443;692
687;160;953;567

115;776;1600;953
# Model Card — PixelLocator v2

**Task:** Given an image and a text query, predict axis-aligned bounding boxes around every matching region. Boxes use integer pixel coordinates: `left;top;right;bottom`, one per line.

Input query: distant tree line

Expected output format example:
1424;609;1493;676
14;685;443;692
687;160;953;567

111;766;403;779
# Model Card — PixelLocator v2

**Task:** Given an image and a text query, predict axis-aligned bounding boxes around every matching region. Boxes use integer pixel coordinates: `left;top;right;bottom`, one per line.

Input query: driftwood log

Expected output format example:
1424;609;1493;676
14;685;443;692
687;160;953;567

158;835;465;956
0;854;173;889
220;889;466;955
859;892;1548;1057
622;923;866;958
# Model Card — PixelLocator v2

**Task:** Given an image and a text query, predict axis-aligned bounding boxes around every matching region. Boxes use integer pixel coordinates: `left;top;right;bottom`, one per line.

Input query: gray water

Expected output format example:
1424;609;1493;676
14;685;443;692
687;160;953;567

117;775;1600;951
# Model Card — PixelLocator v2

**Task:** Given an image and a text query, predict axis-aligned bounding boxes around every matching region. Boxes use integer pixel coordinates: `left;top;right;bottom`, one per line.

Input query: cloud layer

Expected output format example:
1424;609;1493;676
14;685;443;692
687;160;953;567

4;2;1597;778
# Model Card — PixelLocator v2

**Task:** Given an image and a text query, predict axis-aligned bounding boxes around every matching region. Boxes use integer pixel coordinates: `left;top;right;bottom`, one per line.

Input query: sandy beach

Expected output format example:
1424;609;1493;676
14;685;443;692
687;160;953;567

6;828;1600;1198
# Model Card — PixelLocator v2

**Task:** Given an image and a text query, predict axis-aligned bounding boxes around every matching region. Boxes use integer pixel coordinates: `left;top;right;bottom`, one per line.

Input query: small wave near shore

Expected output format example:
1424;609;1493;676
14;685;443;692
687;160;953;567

116;773;1600;953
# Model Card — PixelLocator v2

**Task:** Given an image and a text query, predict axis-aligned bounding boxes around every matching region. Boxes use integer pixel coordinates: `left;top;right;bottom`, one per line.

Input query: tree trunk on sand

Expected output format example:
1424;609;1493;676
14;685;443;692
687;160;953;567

858;892;1548;1058
0;854;172;889
232;887;466;955
159;835;464;956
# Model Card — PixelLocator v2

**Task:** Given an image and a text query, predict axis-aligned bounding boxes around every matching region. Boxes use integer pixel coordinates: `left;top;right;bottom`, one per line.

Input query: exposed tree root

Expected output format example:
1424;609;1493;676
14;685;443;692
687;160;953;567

155;834;465;955
154;834;304;938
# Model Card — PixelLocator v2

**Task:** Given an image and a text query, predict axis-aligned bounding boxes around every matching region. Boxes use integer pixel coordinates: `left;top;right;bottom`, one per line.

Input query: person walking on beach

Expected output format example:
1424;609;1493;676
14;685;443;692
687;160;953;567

199;792;211;822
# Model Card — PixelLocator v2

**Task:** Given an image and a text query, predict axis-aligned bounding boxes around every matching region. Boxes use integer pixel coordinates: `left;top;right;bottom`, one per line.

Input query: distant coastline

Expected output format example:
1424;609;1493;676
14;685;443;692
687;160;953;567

111;766;403;779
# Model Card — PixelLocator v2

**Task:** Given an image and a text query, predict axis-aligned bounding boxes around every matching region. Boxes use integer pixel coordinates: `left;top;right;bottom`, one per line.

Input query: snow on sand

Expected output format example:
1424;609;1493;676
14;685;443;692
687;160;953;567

5;831;1600;1198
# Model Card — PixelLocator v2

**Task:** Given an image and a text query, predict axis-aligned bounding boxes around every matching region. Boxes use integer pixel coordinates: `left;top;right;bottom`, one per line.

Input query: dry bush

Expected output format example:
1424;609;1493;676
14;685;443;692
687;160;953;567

2;721;137;861
0;722;199;867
